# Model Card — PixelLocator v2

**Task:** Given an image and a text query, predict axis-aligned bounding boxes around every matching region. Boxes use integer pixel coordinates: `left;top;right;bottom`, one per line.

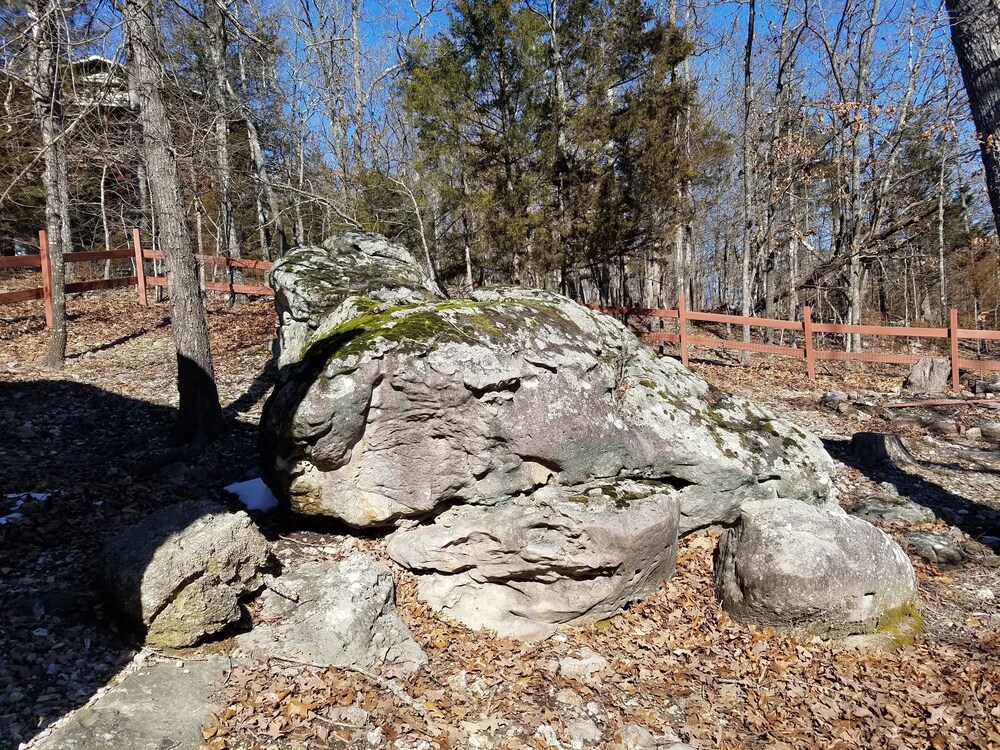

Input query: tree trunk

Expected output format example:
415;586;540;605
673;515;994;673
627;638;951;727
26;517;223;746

124;0;224;443
28;1;68;369
945;0;1000;236
206;0;242;301
740;0;757;364
231;20;286;257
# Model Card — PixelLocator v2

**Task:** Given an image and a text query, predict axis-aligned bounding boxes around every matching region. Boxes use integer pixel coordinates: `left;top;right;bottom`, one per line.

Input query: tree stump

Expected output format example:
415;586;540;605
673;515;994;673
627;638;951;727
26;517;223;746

848;432;917;469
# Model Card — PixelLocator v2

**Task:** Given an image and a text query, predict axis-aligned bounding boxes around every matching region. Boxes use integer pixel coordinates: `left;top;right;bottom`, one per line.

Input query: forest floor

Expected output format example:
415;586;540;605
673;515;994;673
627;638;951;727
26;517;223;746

1;289;999;750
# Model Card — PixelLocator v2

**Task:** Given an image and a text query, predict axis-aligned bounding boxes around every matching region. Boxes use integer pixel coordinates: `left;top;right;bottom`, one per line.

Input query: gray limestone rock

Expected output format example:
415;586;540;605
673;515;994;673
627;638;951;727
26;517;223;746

566;718;603;747
903;357;951;394
262;287;835;533
261;231;838;638
270;232;443;367
850;495;936;527
980;422;1000;442
558;648;610;682
820;390;848;408
904;529;966;565
387;482;680;639
102;501;270;648
30;657;228;750
714;499;919;637
235;556;425;676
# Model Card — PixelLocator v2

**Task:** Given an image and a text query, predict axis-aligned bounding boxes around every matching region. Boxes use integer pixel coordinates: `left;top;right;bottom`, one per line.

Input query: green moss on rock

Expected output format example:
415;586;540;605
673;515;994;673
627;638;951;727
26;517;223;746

874;600;923;648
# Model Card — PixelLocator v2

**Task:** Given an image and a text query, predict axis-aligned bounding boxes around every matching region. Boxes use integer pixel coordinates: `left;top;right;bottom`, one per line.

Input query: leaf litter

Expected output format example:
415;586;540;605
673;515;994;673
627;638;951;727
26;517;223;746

0;291;998;749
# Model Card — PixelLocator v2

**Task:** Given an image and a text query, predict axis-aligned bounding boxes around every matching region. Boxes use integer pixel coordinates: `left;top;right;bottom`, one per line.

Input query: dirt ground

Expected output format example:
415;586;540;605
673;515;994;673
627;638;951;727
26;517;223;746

1;290;999;750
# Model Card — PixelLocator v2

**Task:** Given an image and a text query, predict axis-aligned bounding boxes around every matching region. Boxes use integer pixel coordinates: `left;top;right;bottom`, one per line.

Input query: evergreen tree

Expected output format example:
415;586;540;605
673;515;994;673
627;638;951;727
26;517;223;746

403;0;692;301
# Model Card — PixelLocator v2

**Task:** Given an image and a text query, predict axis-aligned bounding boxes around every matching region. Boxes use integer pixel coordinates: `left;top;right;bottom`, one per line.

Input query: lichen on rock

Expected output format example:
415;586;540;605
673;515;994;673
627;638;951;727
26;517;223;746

260;231;841;638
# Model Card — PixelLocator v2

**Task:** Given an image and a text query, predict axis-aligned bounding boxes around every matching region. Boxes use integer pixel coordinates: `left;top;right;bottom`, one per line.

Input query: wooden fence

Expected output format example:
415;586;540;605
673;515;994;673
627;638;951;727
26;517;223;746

0;228;275;326
5;232;998;392
591;295;1000;392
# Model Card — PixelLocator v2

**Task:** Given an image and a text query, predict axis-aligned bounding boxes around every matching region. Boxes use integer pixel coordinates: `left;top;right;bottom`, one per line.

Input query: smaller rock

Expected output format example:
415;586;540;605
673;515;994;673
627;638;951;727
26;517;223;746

820;391;848;408
566;718;602;748
976;588;995;601
903;358;951;394
966;427;983;441
928;420;958;436
236;556;425;676
904;530;965;565
558;648;608;682
715;499;919;637
620;724;657;750
836;402;857;416
102;501;270;648
850;495;935;527
980;422;1000;442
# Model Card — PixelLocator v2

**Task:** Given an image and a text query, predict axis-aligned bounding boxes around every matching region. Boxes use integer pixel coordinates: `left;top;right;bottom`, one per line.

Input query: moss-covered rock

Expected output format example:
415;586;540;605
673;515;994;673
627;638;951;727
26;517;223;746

259;231;841;639
269;232;443;367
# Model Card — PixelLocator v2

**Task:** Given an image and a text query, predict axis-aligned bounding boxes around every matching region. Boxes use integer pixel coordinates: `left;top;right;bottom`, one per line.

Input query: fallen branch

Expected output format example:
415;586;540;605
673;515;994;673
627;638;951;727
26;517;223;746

884;398;1000;408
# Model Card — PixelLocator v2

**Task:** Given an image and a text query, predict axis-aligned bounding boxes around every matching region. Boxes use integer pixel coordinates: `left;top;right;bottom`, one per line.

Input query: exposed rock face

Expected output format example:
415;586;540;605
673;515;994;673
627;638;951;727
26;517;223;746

903;357;951;394
260;231;838;637
714;499;919;638
261;287;835;533
270;232;443;367
102;501;270;648
235;557;425;676
31;657;229;750
386;482;680;639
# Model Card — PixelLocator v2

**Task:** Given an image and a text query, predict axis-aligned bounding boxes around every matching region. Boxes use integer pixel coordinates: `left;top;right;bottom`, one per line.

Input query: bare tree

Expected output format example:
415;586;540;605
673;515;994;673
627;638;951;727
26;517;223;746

27;0;69;368
945;0;1000;237
123;0;224;443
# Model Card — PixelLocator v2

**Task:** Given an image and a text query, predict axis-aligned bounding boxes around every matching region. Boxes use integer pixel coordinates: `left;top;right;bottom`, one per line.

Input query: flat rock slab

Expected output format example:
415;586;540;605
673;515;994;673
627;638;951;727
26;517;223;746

850;495;936;527
30;656;227;750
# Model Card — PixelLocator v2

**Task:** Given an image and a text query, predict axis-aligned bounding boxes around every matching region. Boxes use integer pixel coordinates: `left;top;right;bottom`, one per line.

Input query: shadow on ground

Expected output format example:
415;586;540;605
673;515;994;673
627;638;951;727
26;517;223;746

825;437;1000;549
0;379;271;748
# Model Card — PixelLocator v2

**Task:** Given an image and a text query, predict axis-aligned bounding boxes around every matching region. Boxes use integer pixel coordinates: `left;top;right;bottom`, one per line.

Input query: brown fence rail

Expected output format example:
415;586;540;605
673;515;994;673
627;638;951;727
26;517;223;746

0;229;275;326
590;295;1000;392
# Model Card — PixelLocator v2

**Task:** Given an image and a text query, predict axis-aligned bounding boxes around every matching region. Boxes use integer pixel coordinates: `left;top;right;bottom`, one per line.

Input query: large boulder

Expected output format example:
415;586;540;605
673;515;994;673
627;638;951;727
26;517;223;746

261;288;835;533
714;498;919;638
260;232;837;637
235;556;425;676
386;481;680;639
102;501;270;648
270;232;443;367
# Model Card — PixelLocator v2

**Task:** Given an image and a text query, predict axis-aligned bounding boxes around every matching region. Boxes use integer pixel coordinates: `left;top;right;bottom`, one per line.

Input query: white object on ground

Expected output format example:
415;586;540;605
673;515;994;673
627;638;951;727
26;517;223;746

1;492;49;525
224;478;279;512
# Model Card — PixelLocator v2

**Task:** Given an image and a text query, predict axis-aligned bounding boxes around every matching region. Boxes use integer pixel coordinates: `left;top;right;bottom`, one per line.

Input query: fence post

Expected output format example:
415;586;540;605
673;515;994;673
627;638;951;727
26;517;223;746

132;227;148;307
38;229;53;329
802;305;816;381
949;307;960;392
677;294;689;367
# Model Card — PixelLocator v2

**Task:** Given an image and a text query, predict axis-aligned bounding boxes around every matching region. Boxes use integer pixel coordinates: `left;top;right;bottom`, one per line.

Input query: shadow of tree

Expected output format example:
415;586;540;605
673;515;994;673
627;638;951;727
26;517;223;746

823;437;1000;550
0;379;268;747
